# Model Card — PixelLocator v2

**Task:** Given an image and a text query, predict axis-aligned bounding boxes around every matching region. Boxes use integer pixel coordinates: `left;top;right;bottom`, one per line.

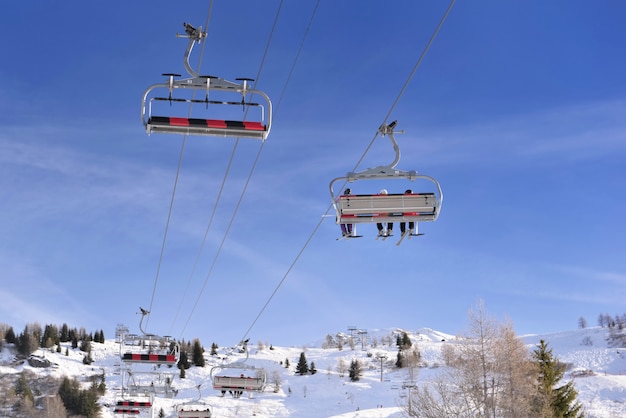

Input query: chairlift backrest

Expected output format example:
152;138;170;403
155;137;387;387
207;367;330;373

177;407;212;418
212;374;266;392
338;192;439;224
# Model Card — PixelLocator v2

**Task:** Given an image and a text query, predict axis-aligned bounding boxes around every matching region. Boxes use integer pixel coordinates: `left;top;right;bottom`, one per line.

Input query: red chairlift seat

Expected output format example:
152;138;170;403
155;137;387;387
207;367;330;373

146;116;267;139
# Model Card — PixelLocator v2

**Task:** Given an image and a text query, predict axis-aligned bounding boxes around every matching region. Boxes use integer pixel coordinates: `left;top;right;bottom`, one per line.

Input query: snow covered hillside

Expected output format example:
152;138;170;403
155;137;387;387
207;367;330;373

1;327;625;417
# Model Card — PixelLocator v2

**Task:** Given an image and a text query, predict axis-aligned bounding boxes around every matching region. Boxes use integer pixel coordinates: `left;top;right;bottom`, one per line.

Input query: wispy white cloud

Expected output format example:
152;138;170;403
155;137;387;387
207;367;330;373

549;264;626;286
0;253;91;328
400;99;626;167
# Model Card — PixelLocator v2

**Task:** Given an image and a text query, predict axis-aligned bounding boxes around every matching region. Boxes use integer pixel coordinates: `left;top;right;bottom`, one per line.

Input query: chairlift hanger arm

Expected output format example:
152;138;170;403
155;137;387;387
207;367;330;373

175;22;207;79
379;120;404;169
138;307;150;336
328;121;405;201
175;23;260;95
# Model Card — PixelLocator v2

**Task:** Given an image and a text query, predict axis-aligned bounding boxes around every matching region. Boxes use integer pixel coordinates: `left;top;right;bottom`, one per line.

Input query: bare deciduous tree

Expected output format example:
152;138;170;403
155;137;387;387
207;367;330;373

336;358;347;378
403;301;535;418
270;370;282;393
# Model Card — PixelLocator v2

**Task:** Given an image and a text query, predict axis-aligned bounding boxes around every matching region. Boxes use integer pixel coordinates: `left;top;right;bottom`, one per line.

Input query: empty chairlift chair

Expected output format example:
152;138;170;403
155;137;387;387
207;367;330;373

113;399;152;416
175;385;213;418
120;308;180;365
141;23;272;140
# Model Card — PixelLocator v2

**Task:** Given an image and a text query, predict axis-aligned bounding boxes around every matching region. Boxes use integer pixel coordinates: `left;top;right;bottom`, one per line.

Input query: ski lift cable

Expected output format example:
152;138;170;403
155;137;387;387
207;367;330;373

196;1;321;342
167;140;240;335
145;1;215;330
353;0;457;175
169;2;287;335
236;0;456;344
176;0;298;339
168;1;266;333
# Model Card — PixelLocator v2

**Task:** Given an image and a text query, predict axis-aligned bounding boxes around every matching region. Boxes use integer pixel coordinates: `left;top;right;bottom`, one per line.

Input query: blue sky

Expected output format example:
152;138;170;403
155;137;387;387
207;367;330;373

1;1;625;347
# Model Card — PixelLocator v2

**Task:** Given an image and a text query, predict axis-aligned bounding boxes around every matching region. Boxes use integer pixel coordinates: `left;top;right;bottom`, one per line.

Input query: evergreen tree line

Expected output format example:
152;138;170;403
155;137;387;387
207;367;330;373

0;322;105;357
404;301;584;418
294;352;318;376
177;338;209;379
293;351;366;383
57;375;104;418
4;370;104;418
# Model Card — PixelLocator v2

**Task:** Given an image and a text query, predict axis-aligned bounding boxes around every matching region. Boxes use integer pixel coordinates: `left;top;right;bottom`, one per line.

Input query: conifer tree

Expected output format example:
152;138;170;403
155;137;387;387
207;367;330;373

192;338;205;367
83;350;93;365
60;323;70;342
210;342;218;356
5;326;16;344
396;349;404;368
296;352;309;375
400;331;412;349
58;376;101;417
533;339;584;418
80;339;92;353
17;325;38;356
349;359;362;381
178;351;191;370
310;361;317;375
42;324;59;348
14;372;34;404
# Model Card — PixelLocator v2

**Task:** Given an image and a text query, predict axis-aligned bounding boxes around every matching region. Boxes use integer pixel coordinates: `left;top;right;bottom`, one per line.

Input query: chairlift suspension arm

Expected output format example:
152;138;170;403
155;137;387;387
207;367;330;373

138;307;150;336
176;23;207;79
379;120;403;169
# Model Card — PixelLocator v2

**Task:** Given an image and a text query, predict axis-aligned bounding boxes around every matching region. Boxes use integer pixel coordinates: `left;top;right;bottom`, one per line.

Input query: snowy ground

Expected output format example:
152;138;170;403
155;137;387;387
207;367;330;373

1;326;625;417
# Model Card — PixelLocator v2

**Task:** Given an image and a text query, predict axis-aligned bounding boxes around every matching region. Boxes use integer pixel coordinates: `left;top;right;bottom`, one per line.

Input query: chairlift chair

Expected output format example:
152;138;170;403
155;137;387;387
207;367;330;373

113;398;152;417
329;121;443;239
211;365;267;398
210;343;267;398
141;23;272;140
120;308;180;365
122;369;178;399
175;385;213;418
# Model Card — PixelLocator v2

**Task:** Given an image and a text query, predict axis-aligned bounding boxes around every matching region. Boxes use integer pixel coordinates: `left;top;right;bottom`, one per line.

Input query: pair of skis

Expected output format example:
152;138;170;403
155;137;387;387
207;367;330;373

337;230;423;245
395;230;424;246
336;233;363;241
